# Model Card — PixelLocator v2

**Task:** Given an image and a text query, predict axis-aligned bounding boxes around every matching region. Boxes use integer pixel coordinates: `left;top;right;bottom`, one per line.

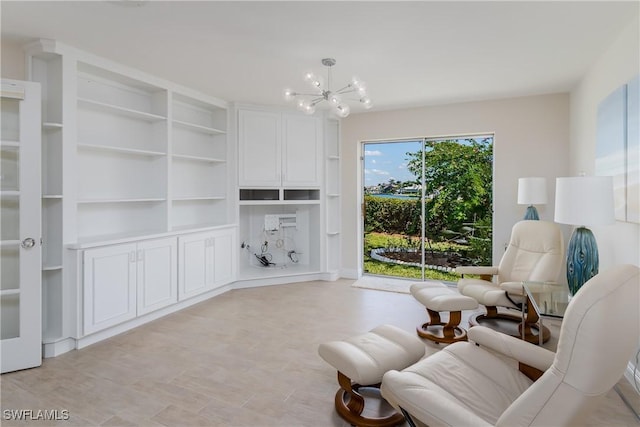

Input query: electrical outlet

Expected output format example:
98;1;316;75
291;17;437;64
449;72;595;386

264;215;280;231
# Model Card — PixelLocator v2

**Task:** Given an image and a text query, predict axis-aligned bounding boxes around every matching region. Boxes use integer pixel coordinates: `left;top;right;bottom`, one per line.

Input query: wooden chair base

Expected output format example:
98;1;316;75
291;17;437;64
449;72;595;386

469;309;550;344
416;308;468;344
334;371;405;427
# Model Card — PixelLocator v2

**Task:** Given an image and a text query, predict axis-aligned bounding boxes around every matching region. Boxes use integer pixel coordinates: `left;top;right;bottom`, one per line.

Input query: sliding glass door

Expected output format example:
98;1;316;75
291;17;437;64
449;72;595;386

362;136;493;282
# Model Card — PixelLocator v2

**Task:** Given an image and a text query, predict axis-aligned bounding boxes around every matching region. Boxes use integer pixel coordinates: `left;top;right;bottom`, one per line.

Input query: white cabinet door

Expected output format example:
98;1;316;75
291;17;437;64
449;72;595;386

178;232;214;300
238;110;281;187
178;229;235;300
282;114;322;187
0;79;42;373
83;243;137;335
137;237;177;316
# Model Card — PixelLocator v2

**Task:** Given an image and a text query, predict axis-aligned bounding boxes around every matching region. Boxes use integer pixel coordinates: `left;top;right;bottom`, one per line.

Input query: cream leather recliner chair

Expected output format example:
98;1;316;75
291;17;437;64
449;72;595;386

381;264;640;427
457;220;564;343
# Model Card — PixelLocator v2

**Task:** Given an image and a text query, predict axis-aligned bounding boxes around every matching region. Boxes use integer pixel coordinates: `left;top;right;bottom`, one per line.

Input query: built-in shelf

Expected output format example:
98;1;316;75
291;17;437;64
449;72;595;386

77;198;166;204
172;119;225;135
327;231;340;236
77;98;167;122
328;156;340;160
172;154;225;163
0;240;20;247
42;265;63;271
42;122;63;130
327;193;340;198
42;195;63;199
77;143;166;157
238;188;320;202
1;191;20;197
1;141;20;149
0;289;20;297
239;199;321;206
172;196;225;201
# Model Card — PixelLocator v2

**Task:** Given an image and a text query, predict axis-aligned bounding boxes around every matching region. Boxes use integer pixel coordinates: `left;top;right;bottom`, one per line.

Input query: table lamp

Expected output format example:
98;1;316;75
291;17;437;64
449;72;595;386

517;177;547;220
554;176;615;295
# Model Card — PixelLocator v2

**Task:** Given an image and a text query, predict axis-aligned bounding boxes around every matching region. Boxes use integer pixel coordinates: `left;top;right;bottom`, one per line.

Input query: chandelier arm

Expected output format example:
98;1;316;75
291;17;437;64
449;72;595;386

293;92;324;97
335;86;356;95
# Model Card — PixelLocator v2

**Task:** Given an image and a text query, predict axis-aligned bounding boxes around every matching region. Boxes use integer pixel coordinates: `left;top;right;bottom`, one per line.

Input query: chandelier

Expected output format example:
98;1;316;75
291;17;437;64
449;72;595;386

283;58;372;118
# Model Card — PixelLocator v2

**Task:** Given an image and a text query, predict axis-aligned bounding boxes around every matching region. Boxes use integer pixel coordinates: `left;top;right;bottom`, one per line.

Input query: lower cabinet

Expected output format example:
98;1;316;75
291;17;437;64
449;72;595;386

136;238;178;316
83;237;177;335
178;229;235;300
81;228;236;336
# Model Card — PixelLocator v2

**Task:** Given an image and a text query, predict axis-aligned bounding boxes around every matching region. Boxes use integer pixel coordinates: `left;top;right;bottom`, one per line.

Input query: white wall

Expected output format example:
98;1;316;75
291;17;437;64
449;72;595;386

1;39;26;80
340;93;570;278
570;16;640;270
570;13;640;380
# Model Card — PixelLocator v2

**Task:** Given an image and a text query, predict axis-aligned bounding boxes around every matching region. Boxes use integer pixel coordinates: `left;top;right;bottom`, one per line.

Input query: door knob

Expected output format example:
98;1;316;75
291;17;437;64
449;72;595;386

21;237;36;249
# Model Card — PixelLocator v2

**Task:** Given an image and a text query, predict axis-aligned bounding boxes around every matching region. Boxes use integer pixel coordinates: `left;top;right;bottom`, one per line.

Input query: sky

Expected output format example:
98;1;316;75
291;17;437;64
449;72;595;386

363;140;422;187
364;137;496;188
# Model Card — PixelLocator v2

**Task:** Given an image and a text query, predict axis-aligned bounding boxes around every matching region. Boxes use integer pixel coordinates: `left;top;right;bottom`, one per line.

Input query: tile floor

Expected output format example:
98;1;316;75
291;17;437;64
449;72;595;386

1;279;638;426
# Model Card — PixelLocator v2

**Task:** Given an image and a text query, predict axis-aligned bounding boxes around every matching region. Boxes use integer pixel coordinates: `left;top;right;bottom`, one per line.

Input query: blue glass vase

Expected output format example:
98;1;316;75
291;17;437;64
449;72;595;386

566;226;599;296
523;205;540;220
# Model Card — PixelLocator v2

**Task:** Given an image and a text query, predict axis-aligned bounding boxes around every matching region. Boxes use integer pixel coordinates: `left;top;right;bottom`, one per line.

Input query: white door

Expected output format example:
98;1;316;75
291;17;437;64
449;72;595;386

1;79;42;373
137;237;177;315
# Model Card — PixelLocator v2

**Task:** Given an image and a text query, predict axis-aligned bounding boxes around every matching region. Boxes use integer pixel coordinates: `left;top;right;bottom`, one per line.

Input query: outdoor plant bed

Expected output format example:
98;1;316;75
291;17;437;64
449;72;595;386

370;248;469;272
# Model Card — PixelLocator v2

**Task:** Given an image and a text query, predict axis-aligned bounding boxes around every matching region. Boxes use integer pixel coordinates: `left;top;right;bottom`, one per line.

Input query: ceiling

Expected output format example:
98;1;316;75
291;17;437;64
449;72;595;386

2;1;638;113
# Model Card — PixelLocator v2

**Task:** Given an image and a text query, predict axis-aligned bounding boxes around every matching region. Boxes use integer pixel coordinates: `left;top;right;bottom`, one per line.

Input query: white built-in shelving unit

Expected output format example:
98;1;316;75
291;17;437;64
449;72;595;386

236;106;338;283
325;119;341;275
26;39;236;355
170;93;229;231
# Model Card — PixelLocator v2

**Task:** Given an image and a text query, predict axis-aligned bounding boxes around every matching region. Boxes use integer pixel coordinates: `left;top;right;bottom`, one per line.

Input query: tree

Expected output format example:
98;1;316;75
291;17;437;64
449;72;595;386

406;138;493;240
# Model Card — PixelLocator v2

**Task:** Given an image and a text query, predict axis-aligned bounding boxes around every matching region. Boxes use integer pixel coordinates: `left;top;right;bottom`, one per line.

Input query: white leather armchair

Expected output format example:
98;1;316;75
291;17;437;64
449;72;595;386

457;220;564;343
381;264;640;427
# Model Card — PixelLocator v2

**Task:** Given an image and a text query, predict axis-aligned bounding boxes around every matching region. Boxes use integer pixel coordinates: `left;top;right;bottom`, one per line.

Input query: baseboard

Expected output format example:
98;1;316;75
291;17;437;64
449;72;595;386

42;338;76;358
233;273;326;289
339;268;359;279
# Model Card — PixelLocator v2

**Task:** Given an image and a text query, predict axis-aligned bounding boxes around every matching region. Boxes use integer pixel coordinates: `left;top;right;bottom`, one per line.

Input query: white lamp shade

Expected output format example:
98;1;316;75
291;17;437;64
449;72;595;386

554;176;615;226
517;177;548;205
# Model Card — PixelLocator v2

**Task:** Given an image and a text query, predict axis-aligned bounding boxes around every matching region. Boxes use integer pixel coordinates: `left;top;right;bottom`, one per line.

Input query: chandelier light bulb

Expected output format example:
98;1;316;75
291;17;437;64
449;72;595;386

296;98;308;110
303;71;315;83
328;92;341;105
283;88;295;101
351;76;366;91
335;103;350;118
361;97;373;109
303;103;316;115
304;72;323;90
